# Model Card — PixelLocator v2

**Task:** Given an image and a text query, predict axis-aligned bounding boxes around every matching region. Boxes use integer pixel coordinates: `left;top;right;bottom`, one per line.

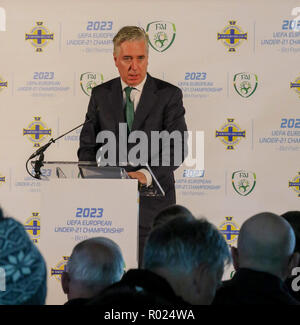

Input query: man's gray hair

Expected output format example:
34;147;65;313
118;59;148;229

144;217;231;274
113;26;149;54
66;237;124;289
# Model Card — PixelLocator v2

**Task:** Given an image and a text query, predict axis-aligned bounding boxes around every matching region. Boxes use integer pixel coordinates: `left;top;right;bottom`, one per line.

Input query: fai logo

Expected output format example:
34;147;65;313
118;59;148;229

80;72;104;96
290;76;300;98
25;22;54;52
24;212;41;243
217;21;247;52
289;172;300;197
23;117;52;147
234;73;258;98
51;257;69;282
146;21;176;52
232;170;256;196
219;217;240;246
0;75;7;92
0;173;5;186
216;118;246;150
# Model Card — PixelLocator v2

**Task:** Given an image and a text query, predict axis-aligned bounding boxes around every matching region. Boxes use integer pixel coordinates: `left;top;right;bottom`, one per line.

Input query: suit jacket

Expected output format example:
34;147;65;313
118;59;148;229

284;274;300;303
78;73;187;229
87;269;191;307
213;268;300;305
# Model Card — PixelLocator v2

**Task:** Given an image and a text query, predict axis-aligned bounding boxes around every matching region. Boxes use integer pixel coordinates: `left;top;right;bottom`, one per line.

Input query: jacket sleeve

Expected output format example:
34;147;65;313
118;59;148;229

77;89;101;162
150;87;188;185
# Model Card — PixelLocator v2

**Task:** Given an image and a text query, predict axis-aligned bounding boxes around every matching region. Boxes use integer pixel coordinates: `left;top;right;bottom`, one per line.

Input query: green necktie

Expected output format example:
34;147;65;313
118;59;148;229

125;86;134;132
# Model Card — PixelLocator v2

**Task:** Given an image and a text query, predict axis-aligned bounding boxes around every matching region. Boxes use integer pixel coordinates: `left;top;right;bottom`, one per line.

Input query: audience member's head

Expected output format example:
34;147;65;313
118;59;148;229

61;237;125;301
281;211;300;254
143;217;231;305
152;204;194;229
231;212;299;281
0;211;47;305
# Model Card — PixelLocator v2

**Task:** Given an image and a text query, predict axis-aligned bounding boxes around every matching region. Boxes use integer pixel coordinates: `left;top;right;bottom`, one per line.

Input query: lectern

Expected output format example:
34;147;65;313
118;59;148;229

36;161;139;305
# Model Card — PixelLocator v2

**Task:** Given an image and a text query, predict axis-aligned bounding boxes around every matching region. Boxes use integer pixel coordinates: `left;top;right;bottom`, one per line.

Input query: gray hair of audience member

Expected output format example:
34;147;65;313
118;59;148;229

236;212;298;279
113;26;149;55
281;211;300;254
144;217;231;274
66;237;125;289
152;204;195;229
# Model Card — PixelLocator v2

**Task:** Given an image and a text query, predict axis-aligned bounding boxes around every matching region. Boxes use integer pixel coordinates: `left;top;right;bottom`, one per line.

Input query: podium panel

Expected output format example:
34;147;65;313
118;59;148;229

39;178;139;305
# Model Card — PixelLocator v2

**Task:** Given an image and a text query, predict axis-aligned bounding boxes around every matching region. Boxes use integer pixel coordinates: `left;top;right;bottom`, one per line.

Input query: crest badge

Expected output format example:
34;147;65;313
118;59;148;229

80;72;104;96
216;118;246;150
24;212;41;243
290;76;300;98
25;22;54;52
146;21;176;52
0;75;7;92
232;170;256;196
289;172;300;197
0;173;5;186
51;257;69;282
219;217;240;246
23;117;52;147
217;21;247;52
234;73;258;98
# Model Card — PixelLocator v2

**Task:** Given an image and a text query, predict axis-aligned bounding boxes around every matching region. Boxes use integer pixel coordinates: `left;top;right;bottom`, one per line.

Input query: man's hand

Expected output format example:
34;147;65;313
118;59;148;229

127;171;147;185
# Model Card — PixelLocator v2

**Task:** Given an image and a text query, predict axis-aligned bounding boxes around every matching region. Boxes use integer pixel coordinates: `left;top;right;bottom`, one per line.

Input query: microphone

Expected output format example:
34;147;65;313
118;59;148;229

29;140;54;160
28;119;92;160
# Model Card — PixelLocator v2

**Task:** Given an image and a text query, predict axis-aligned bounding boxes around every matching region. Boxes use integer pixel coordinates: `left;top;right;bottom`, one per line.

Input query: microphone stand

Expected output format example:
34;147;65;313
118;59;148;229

33;152;45;180
26;120;91;180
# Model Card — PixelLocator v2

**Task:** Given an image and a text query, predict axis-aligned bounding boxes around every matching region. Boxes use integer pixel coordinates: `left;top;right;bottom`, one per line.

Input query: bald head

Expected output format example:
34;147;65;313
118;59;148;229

237;212;296;279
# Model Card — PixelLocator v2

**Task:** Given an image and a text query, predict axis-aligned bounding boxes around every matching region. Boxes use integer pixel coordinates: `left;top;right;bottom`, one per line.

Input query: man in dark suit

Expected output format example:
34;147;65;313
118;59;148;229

282;210;300;302
213;212;300;305
78;26;187;266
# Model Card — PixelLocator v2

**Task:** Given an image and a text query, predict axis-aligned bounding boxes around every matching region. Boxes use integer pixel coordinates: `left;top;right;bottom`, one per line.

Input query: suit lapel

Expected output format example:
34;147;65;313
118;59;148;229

132;74;158;131
108;78;125;123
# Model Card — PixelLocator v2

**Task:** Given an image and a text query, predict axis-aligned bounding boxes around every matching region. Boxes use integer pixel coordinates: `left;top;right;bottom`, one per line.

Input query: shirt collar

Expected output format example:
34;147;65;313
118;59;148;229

121;74;147;92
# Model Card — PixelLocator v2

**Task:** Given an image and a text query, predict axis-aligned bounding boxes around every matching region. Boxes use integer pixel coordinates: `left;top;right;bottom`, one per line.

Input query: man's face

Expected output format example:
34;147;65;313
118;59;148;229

114;39;148;86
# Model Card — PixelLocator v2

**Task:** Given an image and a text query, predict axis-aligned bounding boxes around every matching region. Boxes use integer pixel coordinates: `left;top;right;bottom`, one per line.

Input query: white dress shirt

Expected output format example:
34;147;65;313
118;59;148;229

121;76;152;187
121;76;147;112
